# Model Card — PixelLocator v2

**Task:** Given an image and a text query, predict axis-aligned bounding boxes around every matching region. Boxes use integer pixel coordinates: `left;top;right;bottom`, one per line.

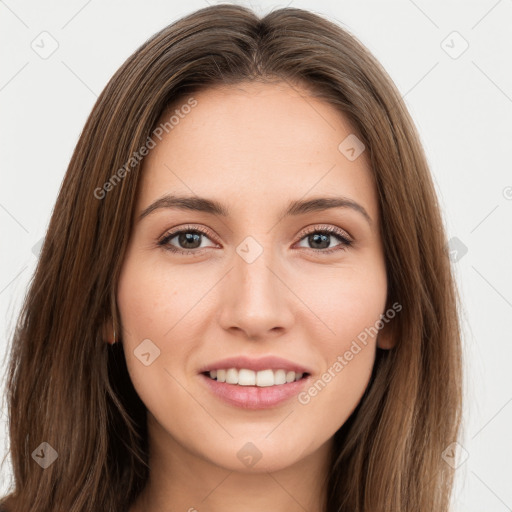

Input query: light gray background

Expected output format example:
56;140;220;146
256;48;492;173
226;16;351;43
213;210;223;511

1;0;511;510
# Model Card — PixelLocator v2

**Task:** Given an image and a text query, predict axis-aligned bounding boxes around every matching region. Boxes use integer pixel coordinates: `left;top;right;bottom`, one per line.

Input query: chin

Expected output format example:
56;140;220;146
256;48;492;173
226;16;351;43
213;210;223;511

199;434;313;473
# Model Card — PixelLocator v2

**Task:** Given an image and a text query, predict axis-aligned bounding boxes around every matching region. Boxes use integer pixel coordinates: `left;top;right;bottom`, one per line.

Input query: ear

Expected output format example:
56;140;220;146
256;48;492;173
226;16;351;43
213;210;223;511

376;320;396;350
101;318;115;345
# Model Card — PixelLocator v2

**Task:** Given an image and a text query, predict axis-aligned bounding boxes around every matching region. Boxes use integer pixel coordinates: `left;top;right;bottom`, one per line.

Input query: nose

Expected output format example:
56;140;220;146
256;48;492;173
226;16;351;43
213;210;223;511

217;243;295;340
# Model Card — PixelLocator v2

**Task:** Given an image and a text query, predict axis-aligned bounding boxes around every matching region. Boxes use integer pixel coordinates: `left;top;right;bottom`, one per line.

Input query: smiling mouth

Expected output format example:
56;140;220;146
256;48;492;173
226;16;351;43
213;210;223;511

203;368;309;387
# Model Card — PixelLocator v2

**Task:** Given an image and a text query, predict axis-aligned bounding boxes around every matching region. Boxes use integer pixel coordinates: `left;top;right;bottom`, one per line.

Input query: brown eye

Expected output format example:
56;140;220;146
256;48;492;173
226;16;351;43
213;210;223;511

158;225;218;255
295;226;352;254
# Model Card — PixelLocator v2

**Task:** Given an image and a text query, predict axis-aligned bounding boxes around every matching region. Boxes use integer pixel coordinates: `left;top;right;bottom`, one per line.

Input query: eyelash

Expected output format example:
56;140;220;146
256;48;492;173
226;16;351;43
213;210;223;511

157;224;353;256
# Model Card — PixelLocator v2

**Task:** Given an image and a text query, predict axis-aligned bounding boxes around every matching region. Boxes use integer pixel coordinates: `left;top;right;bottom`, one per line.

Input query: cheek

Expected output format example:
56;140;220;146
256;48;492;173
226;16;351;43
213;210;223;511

300;260;387;350
295;261;386;412
116;253;189;341
116;254;187;394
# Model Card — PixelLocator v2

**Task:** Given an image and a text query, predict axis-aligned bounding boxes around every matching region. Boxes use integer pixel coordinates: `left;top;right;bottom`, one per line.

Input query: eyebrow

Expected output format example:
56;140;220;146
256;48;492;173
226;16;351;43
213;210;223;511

138;194;372;225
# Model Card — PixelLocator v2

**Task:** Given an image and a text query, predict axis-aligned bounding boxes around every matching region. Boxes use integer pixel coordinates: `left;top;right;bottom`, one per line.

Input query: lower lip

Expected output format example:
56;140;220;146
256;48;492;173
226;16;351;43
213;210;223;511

200;373;310;410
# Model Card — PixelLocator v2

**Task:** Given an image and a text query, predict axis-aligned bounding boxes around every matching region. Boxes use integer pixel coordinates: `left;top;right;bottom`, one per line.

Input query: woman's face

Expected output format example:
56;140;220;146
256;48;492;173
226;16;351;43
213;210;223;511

116;81;391;473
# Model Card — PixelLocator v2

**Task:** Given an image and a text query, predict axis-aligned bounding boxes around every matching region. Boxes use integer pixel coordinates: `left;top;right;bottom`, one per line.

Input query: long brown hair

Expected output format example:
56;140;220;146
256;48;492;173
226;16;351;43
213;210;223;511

1;4;463;511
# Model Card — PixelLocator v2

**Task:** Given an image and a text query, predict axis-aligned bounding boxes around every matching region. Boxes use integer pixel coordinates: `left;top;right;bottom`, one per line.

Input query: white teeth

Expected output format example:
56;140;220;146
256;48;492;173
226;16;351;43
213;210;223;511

225;368;238;384
208;368;306;387
238;369;256;386
256;369;274;387
274;369;286;385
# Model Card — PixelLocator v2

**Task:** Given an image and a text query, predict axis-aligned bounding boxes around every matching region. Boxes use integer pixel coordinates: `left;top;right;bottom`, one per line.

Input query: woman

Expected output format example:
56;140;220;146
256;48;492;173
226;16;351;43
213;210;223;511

0;4;463;511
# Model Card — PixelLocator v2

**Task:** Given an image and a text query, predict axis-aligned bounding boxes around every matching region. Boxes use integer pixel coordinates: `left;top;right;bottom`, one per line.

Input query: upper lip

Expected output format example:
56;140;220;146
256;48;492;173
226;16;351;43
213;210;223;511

199;356;312;374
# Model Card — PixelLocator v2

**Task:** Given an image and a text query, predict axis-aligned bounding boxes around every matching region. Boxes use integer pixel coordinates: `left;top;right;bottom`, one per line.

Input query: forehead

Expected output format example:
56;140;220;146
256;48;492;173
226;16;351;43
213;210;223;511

137;81;378;222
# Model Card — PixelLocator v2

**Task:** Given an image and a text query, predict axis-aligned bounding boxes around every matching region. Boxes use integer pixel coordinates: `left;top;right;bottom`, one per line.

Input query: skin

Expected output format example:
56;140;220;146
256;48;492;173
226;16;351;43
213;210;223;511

112;81;394;512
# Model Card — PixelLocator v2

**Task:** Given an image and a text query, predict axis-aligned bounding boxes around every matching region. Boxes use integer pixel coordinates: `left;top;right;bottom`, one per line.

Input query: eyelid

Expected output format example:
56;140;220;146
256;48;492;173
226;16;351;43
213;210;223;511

295;223;353;244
